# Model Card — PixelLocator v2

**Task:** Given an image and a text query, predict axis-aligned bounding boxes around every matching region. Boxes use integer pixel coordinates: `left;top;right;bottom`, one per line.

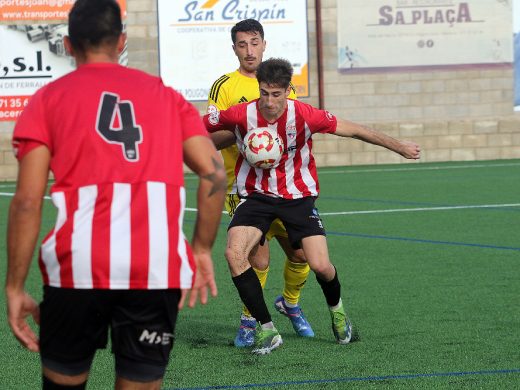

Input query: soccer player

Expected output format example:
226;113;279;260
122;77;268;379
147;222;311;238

5;0;226;389
207;18;314;348
203;58;420;354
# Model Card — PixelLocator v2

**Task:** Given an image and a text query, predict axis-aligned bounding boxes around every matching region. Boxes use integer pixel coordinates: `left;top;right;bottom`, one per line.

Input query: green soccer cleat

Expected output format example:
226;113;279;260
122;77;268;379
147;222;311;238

251;327;283;355
329;305;353;344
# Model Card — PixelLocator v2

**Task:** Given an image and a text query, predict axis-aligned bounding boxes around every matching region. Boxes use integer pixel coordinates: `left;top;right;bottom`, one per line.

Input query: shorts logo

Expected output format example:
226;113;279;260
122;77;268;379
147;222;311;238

139;329;174;345
309;208;323;229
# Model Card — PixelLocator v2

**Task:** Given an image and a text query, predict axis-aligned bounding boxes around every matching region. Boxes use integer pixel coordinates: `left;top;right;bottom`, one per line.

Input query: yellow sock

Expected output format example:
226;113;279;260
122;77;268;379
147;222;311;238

242;266;269;317
282;258;310;305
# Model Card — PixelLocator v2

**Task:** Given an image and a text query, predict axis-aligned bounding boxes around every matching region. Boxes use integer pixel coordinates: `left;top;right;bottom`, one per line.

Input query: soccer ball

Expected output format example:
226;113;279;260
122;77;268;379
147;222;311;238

242;127;284;169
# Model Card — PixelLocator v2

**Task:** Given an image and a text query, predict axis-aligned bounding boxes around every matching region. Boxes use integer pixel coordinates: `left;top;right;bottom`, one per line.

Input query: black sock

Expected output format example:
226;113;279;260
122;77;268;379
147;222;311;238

43;376;86;390
232;267;272;324
316;267;341;307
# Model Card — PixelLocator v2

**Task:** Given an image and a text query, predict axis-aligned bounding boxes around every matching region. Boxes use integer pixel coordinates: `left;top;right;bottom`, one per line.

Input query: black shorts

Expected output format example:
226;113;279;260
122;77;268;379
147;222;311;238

229;193;326;248
40;286;180;382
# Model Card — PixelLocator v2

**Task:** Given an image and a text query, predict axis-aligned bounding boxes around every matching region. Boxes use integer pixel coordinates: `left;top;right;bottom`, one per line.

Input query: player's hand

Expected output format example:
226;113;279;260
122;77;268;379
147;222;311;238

399;141;421;159
178;251;218;309
6;289;40;352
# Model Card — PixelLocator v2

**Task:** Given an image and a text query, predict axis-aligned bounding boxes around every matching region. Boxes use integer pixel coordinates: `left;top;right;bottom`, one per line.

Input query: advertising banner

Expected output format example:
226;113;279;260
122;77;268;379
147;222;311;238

157;0;309;101
0;0;126;23
0;0;127;121
337;0;513;71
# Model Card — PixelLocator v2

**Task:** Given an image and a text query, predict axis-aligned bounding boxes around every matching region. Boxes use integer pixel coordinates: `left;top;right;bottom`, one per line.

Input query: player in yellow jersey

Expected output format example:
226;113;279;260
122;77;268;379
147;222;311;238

207;19;314;347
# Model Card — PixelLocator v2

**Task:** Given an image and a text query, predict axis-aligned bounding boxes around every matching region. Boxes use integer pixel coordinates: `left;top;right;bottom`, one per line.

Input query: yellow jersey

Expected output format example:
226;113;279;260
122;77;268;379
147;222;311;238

207;70;297;193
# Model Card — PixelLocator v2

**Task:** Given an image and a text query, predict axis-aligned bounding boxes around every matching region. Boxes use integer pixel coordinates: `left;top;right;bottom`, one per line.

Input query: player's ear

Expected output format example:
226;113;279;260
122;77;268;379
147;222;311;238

285;86;291;97
63;36;74;56
117;32;126;54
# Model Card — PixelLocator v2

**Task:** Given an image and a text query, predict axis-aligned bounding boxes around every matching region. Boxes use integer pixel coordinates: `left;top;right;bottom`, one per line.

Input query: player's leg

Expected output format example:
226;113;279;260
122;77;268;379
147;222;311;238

278;197;353;344
227;226;282;354
40;287;110;389
42;370;89;389
271;229;314;337
111;289;181;389
226;193;269;347
115;377;161;390
227;194;283;354
301;235;353;345
234;240;270;347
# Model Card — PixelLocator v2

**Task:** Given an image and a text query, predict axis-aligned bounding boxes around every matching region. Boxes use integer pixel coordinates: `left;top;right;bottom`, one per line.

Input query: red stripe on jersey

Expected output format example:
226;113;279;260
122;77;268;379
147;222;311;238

38;251;49;285
130;184;149;289
38;228;54;285
167;185;181;287
91;184;112;288
292;113;309;196
307;137;320;195
260;168;269;193
244;163;258;194
56;190;78;288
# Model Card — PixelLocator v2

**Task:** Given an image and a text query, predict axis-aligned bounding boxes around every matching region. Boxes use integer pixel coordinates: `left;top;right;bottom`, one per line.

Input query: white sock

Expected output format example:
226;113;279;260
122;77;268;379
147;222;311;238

284;300;298;308
330;298;343;311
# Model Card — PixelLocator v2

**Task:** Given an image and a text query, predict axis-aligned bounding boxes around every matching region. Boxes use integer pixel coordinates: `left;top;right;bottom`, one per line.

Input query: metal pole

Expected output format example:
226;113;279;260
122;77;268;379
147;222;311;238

315;0;324;109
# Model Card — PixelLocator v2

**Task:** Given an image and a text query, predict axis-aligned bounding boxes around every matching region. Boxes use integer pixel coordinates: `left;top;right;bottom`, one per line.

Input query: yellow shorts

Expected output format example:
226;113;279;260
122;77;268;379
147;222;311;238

226;194;288;241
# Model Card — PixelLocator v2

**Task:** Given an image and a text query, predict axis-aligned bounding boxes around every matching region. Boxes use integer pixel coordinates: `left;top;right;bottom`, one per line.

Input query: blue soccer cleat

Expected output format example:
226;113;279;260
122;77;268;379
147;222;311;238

234;315;256;348
274;295;315;337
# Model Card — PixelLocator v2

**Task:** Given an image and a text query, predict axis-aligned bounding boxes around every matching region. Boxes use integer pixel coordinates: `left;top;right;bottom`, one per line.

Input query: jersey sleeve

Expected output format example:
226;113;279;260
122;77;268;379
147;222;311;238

298;101;337;134
202;104;241;133
12;88;52;157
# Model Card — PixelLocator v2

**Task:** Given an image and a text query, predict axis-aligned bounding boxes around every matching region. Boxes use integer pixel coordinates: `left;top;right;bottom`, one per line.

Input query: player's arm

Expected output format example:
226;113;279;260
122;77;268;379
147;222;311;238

6;144;50;352
202;107;239;137
182;135;226;308
210;130;236;150
334;118;420;159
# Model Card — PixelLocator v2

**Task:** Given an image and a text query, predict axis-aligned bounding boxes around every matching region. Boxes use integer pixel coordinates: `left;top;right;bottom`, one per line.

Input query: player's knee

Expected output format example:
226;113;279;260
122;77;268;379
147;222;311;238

248;250;269;270
310;261;335;280
225;246;241;263
289;250;307;264
43;375;86;390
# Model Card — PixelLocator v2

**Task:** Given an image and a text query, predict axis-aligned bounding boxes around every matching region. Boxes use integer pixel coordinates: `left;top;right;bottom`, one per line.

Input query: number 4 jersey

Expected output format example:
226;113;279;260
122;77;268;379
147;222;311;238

12;63;209;290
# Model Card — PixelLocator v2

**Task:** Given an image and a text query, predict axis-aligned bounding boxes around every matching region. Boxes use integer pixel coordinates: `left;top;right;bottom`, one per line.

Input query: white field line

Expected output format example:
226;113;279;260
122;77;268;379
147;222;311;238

317;162;520;175
1;192;517;216
319;203;520;216
182;161;520;179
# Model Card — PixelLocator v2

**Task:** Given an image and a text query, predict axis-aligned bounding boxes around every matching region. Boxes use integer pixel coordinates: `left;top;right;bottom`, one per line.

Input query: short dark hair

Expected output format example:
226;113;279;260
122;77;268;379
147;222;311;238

68;0;122;53
231;19;264;44
256;58;293;89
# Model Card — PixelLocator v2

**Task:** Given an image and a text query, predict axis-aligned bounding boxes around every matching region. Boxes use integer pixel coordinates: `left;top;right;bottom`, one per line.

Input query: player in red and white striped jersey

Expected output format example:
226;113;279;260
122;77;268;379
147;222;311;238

203;58;420;354
5;0;226;388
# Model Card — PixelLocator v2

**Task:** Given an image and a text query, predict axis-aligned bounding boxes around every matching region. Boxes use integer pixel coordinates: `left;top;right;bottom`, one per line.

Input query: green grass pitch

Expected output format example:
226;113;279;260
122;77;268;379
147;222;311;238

1;159;519;389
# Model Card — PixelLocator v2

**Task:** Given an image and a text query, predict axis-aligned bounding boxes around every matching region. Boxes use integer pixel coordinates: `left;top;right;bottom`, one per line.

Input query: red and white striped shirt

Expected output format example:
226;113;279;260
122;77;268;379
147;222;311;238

13;63;208;289
204;99;337;199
